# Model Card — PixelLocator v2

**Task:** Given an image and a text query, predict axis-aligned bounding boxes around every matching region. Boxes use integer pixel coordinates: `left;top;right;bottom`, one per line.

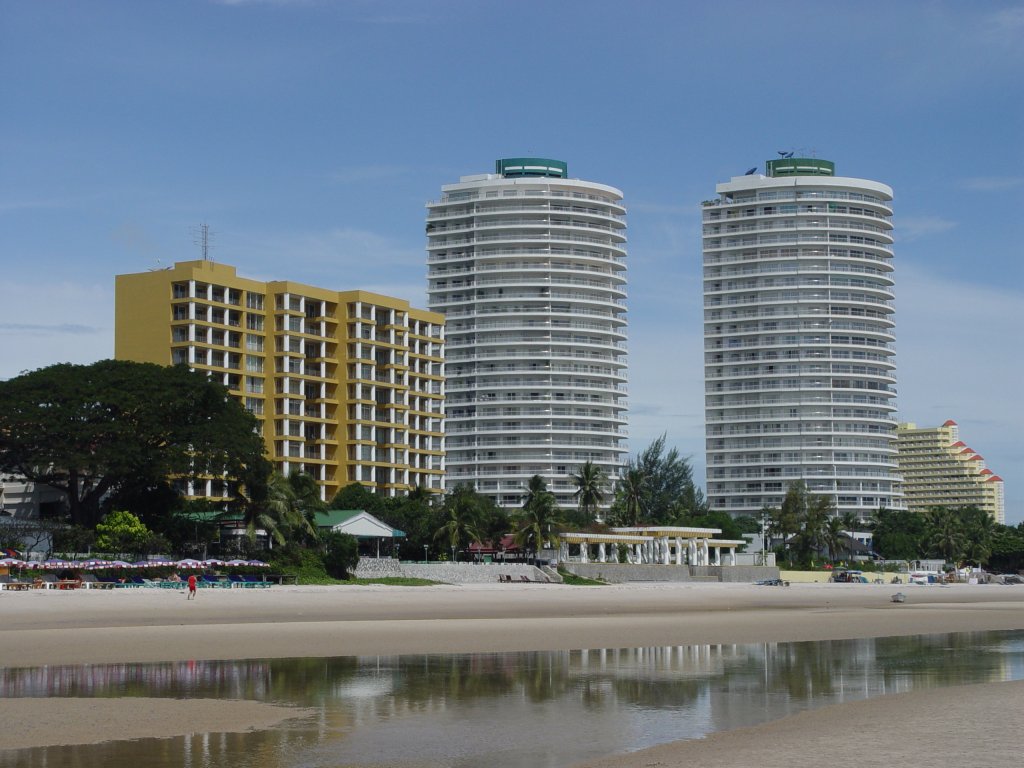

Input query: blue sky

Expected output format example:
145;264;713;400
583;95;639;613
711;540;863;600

2;0;1022;522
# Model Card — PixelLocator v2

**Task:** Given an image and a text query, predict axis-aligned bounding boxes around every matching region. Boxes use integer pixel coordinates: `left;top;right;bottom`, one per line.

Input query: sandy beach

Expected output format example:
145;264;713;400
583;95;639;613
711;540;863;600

2;581;1024;763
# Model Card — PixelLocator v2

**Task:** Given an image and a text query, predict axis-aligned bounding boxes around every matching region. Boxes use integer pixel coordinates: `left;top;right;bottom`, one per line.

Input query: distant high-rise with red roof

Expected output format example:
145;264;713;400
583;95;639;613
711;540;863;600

896;420;1005;523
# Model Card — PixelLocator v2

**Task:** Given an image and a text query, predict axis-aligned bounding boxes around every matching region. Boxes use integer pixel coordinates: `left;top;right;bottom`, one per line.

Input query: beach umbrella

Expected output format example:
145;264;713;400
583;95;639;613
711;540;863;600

75;559;111;570
40;558;73;570
0;557;26;568
246;559;270;568
202;558;226;568
223;559;250;567
107;560;134;569
176;558;204;569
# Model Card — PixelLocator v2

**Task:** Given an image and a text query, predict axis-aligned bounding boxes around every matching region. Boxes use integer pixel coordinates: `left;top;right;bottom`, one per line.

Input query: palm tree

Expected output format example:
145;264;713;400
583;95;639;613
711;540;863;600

286;471;325;543
613;467;647;527
515;475;563;561
433;484;484;561
238;471;297;547
926;507;967;567
824;516;847;563
959;505;995;567
571;461;608;523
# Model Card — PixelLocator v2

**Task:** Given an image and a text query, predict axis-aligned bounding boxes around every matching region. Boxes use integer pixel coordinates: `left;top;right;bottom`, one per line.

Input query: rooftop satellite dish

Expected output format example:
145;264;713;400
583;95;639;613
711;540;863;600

784;151;794;158
744;167;757;175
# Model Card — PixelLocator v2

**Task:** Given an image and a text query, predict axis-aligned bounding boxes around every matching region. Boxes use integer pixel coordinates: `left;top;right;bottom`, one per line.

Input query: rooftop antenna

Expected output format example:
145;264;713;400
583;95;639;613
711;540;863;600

192;222;214;262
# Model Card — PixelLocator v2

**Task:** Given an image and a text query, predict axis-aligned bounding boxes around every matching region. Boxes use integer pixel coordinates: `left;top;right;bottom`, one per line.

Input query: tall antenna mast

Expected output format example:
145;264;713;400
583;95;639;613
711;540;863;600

192;222;214;261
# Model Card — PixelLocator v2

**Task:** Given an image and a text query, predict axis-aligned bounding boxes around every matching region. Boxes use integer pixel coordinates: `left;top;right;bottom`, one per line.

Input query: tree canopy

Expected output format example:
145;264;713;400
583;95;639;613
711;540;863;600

0;360;267;527
515;475;564;559
609;435;704;525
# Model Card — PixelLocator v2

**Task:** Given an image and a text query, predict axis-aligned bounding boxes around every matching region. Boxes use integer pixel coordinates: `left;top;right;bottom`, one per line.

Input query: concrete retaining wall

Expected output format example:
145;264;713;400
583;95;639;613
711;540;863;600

388;562;551;584
562;563;780;584
354;558;779;585
352;558;403;579
689;565;778;583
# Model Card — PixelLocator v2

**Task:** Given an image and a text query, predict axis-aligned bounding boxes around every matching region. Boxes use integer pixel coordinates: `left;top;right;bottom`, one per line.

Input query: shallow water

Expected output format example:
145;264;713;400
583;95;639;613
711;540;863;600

3;630;1024;767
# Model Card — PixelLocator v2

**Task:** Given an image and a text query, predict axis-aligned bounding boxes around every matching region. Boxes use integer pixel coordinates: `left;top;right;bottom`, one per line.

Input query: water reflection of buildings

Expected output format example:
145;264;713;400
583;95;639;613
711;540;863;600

0;659;274;699
3;633;1020;768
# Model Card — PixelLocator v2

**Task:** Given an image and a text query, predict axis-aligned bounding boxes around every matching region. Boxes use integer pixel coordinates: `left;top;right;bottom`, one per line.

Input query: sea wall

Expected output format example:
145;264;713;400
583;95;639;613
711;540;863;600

562;563;780;584
354;559;551;584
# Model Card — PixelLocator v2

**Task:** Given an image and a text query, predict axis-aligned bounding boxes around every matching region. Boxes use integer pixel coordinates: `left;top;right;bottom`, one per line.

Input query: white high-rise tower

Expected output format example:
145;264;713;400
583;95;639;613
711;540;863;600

702;157;901;519
427;158;628;509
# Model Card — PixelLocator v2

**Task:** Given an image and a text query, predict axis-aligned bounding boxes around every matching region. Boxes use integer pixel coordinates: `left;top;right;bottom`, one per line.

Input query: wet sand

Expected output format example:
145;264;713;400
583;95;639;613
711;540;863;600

2;581;1023;760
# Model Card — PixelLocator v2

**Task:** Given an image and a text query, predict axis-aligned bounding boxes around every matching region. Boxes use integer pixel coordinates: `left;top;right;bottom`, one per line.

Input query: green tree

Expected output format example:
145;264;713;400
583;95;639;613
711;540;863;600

611;466;647;526
515;475;563;561
925;506;967;566
676;509;748;542
957;505;995;566
823;516;847;562
631;434;699;523
286;472;327;544
95;510;152;555
872;507;927;560
571;461;608;524
433;484;485;560
989;524;1024;573
232;469;317;547
766;485;802;566
378;487;441;558
322;532;359;578
330;482;387;515
732;515;763;535
794;493;835;564
0;360;266;528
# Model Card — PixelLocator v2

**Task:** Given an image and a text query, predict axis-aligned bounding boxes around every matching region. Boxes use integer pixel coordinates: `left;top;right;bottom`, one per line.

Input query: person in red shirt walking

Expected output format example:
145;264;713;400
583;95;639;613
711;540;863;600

187;573;197;599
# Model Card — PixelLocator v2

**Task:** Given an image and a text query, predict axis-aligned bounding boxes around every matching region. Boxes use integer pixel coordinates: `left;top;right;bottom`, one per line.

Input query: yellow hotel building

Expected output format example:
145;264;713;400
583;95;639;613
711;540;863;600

115;260;445;501
896;420;1004;523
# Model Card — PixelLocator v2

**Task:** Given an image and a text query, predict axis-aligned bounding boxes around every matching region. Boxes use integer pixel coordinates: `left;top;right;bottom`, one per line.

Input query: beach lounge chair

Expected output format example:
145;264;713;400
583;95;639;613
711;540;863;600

0;575;32;591
242;575;270;588
37;573;59;589
80;573;115;589
201;574;229;588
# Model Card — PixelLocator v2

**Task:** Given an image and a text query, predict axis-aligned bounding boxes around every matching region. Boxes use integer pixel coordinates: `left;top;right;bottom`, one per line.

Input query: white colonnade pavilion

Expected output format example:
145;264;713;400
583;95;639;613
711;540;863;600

558;526;748;567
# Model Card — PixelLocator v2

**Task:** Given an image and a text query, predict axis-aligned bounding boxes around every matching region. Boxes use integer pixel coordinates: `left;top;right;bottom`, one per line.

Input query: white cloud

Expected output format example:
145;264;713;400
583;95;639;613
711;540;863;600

212;0;314;6
983;6;1024;35
0;281;112;380
329;165;414;185
896;264;1024;521
961;176;1024;192
0;322;98;335
896;216;956;242
219;227;429;305
623;263;1024;522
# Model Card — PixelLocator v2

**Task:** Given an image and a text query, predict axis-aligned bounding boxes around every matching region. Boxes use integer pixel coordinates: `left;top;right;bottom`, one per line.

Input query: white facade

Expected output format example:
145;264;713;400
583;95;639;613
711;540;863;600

427;159;628;508
702;159;902;518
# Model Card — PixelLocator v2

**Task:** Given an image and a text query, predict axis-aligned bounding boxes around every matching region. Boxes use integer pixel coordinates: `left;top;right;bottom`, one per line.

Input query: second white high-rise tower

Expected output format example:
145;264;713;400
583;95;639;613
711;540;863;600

702;157;902;519
427;158;628;509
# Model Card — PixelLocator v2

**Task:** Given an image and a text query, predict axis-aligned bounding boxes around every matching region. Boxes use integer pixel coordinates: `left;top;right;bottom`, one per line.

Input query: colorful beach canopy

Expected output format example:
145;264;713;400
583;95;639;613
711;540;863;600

8;557;271;570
